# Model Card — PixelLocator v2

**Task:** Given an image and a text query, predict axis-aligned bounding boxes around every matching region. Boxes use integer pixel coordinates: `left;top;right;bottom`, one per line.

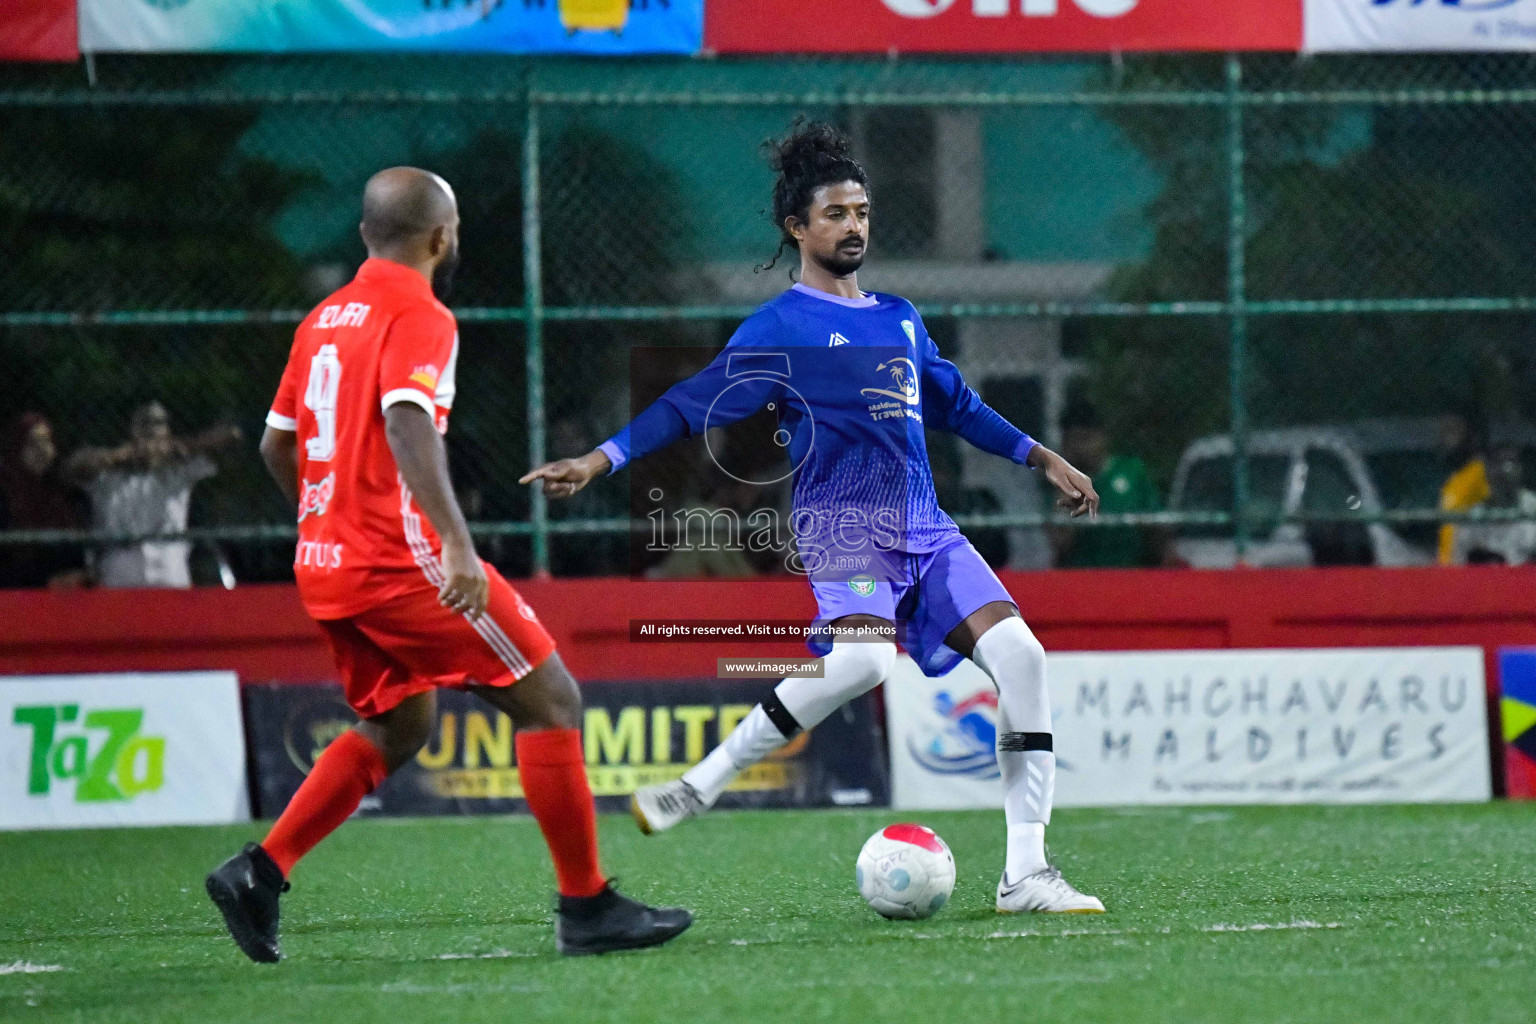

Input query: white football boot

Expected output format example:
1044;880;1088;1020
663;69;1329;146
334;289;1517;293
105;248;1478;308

996;866;1105;914
630;779;709;835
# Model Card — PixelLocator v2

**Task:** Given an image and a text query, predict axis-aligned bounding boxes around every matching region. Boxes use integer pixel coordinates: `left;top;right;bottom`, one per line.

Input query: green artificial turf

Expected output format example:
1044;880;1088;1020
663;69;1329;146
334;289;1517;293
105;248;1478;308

1;804;1533;1024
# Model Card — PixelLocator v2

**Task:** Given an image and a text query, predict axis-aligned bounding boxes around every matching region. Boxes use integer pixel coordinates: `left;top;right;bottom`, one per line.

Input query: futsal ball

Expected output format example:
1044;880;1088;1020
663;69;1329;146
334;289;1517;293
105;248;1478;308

855;824;956;920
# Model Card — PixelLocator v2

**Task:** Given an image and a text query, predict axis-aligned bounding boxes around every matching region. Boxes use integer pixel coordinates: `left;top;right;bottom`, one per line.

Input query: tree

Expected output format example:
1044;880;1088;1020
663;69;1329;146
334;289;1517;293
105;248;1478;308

371;119;697;575
1080;55;1534;486
0;89;314;581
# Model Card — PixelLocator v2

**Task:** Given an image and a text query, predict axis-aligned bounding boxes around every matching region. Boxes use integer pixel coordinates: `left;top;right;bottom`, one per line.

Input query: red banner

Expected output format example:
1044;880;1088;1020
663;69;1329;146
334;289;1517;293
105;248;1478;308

0;0;77;61
706;0;1301;54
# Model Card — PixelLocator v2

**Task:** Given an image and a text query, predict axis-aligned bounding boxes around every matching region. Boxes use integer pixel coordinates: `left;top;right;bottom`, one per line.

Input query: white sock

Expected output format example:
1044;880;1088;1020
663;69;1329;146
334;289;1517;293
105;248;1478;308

683;641;896;804
684;706;780;804
992;703;1053;878
1006;823;1048;880
972;617;1056;879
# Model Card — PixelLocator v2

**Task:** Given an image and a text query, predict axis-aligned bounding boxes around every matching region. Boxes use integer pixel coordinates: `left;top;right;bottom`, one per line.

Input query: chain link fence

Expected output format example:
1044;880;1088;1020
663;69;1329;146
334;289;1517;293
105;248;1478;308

2;52;1535;584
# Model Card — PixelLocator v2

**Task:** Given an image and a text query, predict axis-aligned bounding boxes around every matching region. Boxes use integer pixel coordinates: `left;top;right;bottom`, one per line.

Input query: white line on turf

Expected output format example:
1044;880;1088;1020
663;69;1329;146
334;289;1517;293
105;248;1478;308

0;962;63;975
1203;921;1341;933
433;949;536;960
984;928;1132;939
714;920;1345;949
983;921;1341;940
381;981;542;995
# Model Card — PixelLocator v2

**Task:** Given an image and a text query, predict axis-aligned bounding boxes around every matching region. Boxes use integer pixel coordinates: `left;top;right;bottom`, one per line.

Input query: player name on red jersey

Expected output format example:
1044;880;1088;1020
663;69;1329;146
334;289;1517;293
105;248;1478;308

266;258;460;619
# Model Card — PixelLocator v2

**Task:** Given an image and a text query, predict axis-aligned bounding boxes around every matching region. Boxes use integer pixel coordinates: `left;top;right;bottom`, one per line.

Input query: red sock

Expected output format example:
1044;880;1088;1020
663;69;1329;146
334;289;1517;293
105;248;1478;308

262;729;387;877
516;728;606;898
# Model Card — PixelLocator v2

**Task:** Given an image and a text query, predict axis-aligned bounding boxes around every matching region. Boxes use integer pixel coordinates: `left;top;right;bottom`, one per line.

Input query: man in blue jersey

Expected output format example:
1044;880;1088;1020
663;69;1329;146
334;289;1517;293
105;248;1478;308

521;121;1104;913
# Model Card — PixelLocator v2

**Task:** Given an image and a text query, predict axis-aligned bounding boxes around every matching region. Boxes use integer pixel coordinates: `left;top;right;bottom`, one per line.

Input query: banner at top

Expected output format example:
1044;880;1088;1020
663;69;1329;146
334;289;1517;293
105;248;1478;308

706;0;1302;54
1305;0;1536;52
81;0;702;55
0;0;77;61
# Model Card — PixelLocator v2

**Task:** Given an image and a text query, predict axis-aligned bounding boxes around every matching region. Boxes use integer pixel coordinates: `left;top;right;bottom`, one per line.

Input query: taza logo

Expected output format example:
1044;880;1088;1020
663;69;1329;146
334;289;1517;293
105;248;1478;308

12;705;165;802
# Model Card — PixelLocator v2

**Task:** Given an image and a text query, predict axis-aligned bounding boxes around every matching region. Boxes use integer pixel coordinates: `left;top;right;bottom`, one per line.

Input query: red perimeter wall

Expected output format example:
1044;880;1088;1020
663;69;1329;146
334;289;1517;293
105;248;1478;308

7;566;1528;791
4;567;1533;686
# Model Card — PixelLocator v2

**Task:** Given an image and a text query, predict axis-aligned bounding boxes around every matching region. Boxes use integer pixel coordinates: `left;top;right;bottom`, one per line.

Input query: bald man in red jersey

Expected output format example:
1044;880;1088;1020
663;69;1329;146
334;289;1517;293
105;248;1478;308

205;167;691;963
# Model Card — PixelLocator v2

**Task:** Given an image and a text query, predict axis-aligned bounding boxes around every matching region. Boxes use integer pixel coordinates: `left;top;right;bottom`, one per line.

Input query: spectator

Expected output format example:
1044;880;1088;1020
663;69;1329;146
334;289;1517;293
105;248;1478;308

1052;400;1178;569
0;413;88;588
1453;445;1536;566
66;402;241;588
1436;412;1489;565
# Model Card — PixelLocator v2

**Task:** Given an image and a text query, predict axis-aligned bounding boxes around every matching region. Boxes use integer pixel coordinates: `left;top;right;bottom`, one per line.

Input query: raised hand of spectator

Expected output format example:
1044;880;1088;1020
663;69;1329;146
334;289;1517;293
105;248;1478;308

191;423;243;453
65;441;138;481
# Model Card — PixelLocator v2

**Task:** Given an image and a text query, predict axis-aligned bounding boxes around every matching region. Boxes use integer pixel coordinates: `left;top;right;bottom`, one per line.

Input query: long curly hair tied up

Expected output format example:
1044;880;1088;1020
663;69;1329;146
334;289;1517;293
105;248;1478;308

756;118;870;276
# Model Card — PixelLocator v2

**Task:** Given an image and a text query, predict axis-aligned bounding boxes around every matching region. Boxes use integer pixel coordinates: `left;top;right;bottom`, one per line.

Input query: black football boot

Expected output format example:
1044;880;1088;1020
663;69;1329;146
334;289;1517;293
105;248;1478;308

555;882;693;956
205;842;289;963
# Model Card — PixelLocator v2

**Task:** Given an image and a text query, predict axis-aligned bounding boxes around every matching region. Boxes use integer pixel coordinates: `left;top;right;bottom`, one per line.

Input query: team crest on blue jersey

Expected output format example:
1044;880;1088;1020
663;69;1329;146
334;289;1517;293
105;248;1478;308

848;574;877;597
901;320;915;344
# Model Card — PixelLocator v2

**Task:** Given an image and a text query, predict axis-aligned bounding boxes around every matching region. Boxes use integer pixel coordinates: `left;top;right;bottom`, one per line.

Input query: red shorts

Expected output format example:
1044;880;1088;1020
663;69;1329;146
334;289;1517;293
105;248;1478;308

316;564;556;718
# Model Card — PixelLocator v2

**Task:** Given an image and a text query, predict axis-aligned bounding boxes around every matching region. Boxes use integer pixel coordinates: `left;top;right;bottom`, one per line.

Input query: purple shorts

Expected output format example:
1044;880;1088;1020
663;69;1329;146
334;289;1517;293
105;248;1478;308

807;533;1014;677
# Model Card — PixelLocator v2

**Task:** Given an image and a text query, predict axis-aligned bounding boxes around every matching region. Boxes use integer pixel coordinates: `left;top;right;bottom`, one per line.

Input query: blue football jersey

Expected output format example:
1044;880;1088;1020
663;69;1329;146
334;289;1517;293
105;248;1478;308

600;283;1037;561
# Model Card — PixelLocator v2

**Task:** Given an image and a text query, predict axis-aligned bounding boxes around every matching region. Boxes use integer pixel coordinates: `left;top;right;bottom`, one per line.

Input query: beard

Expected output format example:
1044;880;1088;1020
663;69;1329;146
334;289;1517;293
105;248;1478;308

431;242;461;301
813;244;866;278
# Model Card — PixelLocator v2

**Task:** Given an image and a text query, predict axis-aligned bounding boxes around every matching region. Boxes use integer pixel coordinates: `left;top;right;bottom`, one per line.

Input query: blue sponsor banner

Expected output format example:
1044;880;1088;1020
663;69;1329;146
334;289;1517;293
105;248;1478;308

81;0;701;55
1305;0;1536;52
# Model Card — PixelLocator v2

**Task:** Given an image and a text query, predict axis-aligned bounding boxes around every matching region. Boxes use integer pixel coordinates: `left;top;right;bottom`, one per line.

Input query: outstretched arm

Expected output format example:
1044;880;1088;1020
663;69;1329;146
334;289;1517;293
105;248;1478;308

186;423;244;458
1026;444;1099;519
521;371;774;499
523;327;787;499
921;335;1036;464
519;446;613;499
63;443;138;484
923;335;1099;518
386;404;487;618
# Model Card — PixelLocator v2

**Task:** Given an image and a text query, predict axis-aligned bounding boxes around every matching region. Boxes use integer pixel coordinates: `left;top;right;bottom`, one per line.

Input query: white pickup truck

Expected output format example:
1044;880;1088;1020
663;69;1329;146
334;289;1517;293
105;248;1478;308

1166;421;1450;568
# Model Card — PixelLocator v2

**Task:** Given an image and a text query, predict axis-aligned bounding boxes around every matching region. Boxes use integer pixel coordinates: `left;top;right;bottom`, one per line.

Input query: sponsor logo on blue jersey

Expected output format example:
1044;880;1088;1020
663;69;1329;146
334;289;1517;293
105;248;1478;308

860;358;920;405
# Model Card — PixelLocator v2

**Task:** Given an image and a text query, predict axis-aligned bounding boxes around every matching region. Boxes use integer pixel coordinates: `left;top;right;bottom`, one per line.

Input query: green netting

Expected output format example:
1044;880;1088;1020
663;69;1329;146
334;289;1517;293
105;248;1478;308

3;53;1534;580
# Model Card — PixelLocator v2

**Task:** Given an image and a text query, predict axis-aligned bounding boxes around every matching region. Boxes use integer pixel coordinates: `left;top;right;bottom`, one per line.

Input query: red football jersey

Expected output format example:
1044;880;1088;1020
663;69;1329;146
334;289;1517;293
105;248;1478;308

266;258;459;619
